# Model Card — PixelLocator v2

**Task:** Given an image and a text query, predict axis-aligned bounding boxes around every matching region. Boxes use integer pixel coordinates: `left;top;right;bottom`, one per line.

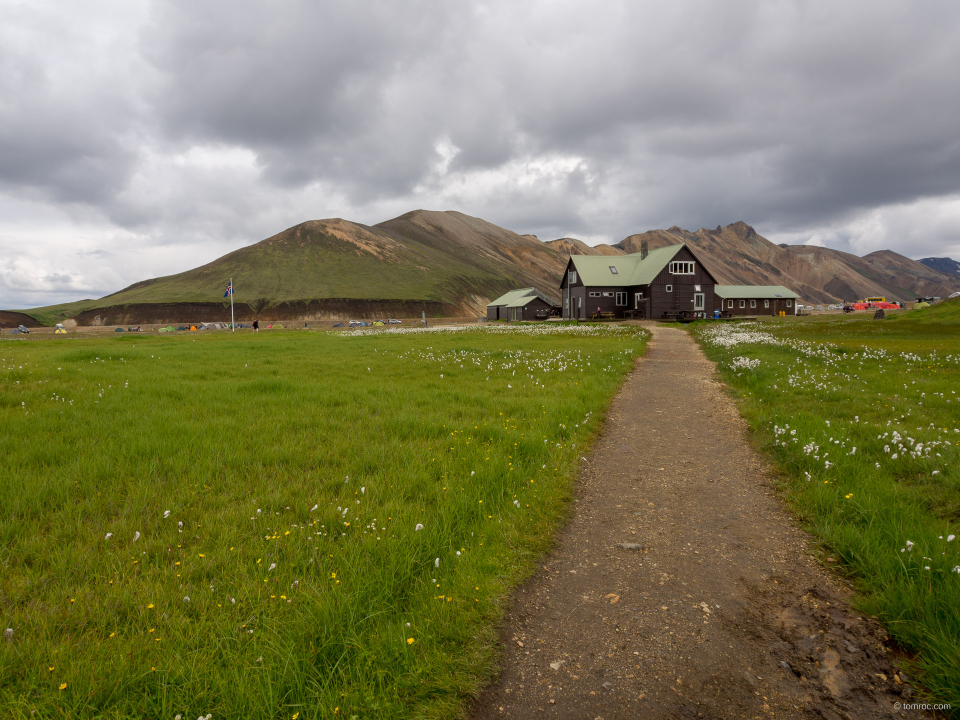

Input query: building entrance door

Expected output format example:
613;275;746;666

694;293;705;311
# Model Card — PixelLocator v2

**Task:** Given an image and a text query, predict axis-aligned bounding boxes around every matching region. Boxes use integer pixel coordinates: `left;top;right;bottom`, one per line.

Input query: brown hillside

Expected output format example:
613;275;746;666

12;212;958;324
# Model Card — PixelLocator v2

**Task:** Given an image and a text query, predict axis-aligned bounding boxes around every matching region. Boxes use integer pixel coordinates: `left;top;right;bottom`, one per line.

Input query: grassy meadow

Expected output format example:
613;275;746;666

0;323;647;719
692;300;960;705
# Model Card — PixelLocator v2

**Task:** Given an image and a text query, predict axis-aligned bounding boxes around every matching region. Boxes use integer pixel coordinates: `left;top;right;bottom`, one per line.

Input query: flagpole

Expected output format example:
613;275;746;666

230;277;235;332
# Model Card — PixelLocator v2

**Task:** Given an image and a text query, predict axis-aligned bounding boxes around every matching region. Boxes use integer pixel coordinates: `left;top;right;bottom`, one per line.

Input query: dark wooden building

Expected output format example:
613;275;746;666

486;287;559;321
714;286;799;316
560;243;718;320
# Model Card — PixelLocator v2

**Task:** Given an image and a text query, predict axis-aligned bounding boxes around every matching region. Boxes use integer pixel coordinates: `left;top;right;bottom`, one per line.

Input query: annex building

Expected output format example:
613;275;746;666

560;243;718;320
714;286;799;316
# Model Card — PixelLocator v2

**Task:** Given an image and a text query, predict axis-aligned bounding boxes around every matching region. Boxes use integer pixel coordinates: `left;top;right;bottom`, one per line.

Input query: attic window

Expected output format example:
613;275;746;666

669;261;695;274
568;270;577;284
609;266;618;274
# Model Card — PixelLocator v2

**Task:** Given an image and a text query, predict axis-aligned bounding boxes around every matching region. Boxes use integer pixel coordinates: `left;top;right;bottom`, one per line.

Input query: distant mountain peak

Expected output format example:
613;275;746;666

920;257;960;275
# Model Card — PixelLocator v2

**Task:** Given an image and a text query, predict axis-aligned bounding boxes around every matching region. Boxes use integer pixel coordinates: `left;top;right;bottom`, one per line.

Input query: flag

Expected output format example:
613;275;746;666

224;282;233;298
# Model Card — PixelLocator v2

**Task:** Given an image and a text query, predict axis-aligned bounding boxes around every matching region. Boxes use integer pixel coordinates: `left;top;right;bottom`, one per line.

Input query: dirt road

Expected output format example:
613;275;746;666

471;325;919;720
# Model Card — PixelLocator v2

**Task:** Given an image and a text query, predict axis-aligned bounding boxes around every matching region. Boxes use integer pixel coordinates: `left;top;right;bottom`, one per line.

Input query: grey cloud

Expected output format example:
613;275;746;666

2;0;960;309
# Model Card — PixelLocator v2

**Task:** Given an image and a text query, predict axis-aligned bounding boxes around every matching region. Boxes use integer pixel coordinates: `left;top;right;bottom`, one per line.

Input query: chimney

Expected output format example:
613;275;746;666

640;240;648;260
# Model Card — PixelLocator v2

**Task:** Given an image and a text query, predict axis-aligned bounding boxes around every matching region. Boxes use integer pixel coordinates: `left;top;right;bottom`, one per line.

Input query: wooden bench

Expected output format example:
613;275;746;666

593;311;616;320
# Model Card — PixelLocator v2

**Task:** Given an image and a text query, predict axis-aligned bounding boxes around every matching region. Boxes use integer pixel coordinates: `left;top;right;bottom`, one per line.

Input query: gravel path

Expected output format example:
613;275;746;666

470;325;917;720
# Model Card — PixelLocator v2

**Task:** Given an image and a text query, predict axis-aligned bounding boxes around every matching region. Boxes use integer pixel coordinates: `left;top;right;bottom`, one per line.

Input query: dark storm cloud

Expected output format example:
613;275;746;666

2;0;960;308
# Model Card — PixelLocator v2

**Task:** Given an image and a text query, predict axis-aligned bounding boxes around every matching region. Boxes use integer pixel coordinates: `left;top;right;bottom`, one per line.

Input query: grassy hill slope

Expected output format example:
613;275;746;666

8;212;958;326
18;212;569;324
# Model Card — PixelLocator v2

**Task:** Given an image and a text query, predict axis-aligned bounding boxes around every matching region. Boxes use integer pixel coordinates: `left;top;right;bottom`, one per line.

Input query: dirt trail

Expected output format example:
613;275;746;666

471;325;919;720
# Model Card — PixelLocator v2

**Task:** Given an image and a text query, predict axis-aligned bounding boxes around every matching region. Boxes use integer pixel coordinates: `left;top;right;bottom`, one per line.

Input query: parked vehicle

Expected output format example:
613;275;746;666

17;324;30;333
388;318;401;324
348;321;367;327
332;323;345;327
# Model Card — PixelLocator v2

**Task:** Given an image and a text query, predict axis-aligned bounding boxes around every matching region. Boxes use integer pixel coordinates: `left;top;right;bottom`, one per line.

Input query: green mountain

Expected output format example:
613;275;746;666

16;211;569;325
8;211;958;326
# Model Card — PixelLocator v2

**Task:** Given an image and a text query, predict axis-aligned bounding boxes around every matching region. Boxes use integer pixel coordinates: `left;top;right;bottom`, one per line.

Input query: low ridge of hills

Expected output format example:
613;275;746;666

7;210;959;326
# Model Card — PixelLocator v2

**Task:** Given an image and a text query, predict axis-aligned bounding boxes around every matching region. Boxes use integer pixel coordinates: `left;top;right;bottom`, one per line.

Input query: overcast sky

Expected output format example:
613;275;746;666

2;0;959;308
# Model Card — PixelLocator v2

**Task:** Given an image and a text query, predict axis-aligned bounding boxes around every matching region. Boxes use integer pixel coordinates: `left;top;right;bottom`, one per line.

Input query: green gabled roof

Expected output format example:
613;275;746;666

568;244;685;287
505;296;539;308
715;285;799;299
487;288;536;307
626;244;686;285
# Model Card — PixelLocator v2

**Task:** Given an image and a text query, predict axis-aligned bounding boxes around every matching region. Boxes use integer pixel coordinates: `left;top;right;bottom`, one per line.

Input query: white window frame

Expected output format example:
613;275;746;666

727;300;733;308
764;299;770;308
739;299;745;308
750;299;757;308
616;292;627;306
588;291;600;297
665;285;673;293
602;292;614;297
786;299;792;307
568;270;577;285
669;261;695;275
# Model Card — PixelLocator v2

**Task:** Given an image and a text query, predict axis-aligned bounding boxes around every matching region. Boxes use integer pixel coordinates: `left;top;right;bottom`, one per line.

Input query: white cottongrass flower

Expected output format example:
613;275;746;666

471;471;475;476
434;558;440;568
163;510;170;519
953;566;960;574
906;540;914;551
311;504;318;512
105;533;113;540
133;531;140;542
178;521;183;532
231;597;236;604
3;628;12;641
183;596;190;603
948;535;956;542
268;563;277;572
360;487;365;494
514;500;521;508
415;523;424;531
924;566;931;571
456;551;461;557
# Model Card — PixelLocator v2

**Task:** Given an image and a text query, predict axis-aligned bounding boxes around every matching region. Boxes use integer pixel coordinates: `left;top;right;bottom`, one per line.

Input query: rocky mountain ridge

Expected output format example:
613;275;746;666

9;211;958;325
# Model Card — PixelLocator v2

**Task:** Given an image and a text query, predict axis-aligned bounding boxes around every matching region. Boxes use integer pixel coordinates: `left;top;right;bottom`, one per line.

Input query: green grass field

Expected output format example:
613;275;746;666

0;324;646;719
692;300;960;705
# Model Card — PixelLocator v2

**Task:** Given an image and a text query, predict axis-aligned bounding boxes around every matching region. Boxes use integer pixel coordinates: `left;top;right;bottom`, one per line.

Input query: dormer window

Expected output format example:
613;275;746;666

609;266;618;274
669;261;695;275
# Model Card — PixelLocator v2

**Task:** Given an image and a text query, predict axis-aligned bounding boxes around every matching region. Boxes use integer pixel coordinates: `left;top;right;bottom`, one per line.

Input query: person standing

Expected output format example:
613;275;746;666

253;319;259;333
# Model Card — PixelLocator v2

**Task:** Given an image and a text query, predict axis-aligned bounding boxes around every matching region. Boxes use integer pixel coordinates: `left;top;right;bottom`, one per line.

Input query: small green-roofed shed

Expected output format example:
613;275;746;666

487;287;559;321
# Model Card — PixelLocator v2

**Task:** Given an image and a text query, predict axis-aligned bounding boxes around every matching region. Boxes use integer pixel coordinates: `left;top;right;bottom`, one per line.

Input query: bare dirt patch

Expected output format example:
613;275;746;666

471;325;923;719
